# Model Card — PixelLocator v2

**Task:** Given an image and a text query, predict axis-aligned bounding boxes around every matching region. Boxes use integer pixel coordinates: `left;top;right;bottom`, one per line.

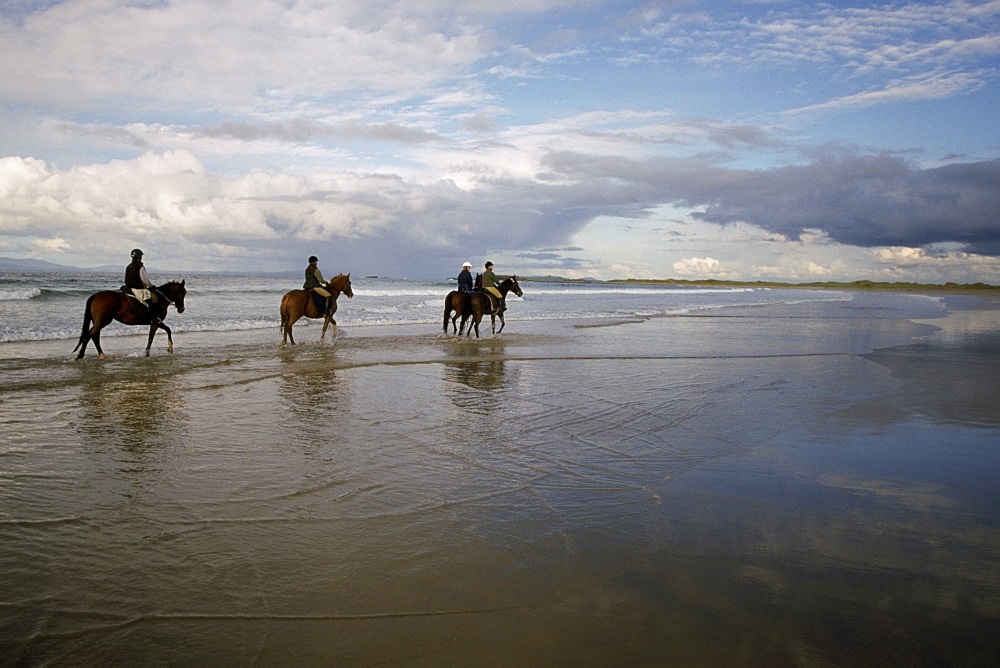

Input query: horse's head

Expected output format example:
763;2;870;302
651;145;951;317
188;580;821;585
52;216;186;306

159;280;186;313
329;273;353;298
503;275;523;298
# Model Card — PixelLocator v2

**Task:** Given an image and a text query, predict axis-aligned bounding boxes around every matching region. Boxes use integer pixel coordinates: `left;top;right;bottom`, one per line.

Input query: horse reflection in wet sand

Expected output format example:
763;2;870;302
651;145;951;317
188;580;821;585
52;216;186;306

279;273;353;345
74;280;187;359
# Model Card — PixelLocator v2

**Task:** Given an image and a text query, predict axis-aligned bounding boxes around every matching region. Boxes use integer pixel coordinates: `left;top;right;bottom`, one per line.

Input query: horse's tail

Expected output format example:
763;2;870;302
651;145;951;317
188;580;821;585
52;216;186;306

73;294;96;352
279;294;290;332
443;294;453;331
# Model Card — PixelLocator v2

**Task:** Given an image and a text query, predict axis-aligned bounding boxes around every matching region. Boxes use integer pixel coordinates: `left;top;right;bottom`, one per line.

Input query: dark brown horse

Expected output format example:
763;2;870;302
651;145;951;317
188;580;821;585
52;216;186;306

279;273;353;345
442;273;481;336
466;276;523;338
74;280;187;359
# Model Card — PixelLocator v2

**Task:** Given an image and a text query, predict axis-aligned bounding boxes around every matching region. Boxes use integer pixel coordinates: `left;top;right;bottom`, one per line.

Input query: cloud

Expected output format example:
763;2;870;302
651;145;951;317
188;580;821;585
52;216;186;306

785;69;991;115
688;155;1000;256
638;0;1000;76
540;149;1000;256
193;120;444;145
0;0;488;111
673;256;722;276
807;261;830;276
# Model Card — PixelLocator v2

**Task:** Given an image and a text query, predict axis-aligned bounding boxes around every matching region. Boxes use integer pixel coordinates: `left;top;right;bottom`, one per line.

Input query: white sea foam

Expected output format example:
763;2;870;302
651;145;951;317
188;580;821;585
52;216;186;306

0;288;42;301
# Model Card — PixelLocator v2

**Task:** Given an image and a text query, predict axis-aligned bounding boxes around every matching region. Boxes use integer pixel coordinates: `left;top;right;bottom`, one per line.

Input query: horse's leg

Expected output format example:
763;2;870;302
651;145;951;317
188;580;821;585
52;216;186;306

144;322;158;356
89;305;116;360
495;312;505;334
281;315;299;346
320;314;333;341
159;322;174;353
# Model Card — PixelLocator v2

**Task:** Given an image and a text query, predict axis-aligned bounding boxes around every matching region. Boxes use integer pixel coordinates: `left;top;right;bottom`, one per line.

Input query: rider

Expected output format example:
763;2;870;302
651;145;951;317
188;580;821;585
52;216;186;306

457;262;473;293
303;255;332;314
124;248;157;311
457;261;474;312
481;261;505;312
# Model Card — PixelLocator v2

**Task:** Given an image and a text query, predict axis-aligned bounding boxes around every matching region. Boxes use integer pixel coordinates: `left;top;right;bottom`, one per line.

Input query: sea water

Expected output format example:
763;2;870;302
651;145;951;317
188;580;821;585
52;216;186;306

0;270;946;347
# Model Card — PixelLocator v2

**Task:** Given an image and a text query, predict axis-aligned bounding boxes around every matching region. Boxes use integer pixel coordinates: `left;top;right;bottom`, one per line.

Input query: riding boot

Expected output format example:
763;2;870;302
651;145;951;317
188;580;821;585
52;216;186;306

325;295;333;315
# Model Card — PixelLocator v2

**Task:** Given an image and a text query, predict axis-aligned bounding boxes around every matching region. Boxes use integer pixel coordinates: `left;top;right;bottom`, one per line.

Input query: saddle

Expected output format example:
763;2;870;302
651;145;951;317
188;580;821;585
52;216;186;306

481;289;502;314
308;289;329;313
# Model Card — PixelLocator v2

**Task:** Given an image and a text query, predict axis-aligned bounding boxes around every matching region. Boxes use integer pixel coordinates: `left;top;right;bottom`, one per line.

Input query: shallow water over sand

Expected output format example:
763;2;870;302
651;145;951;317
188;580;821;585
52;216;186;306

2;296;999;664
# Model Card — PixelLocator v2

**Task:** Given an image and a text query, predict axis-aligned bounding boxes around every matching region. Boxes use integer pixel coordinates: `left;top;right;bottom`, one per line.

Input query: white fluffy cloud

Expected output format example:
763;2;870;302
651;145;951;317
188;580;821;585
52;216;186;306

673;256;722;276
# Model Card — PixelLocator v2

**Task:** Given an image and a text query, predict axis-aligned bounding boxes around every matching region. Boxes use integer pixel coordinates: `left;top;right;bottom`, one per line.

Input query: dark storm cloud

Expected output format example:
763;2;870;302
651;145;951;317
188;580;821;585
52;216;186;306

539;151;1000;256
692;155;1000;255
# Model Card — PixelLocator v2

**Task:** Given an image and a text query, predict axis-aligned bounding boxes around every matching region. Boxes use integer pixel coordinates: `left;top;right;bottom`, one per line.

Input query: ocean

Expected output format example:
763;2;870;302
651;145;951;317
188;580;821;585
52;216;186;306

3;269;999;665
0;269;943;347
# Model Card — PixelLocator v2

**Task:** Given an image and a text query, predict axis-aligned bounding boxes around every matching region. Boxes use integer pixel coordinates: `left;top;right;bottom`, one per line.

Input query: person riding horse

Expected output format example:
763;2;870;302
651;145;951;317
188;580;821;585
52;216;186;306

481;261;506;313
458;261;474;308
303;255;333;314
124;248;159;316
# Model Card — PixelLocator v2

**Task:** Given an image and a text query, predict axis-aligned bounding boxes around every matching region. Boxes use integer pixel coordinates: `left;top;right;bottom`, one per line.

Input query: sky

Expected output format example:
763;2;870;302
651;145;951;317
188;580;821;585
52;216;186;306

1;0;999;282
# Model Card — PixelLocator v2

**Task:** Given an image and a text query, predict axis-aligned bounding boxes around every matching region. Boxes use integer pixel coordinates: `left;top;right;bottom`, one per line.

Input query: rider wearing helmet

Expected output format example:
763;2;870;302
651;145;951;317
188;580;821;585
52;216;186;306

457;261;473;294
124;248;157;311
482;261;505;312
304;255;332;314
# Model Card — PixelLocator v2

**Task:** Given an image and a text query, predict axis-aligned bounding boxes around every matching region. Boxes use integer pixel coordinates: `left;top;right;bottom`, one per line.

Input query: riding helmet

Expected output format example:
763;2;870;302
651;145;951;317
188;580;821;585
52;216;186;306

131;248;143;259
308;256;319;263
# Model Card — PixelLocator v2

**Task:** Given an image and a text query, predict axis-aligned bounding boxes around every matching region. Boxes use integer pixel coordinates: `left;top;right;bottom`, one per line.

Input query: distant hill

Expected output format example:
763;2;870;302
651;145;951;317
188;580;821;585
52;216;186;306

0;257;111;271
0;257;301;276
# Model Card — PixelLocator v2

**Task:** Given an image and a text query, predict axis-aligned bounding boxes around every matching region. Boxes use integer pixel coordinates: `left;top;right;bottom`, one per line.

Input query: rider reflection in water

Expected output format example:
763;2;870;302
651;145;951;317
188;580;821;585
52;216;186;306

124;249;157;312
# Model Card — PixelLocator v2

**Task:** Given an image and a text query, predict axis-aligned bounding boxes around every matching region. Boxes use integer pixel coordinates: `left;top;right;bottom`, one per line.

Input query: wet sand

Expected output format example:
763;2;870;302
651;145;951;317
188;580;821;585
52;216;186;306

2;294;999;665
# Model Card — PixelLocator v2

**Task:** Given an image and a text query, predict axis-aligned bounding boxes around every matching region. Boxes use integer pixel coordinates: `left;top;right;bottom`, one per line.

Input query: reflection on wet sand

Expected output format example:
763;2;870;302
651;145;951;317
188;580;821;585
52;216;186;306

443;339;521;414
277;347;346;416
75;362;187;459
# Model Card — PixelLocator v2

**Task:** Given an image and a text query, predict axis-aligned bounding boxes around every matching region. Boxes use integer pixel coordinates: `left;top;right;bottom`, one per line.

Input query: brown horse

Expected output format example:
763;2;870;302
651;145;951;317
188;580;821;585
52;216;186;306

466;276;523;338
279;273;353;345
442;290;469;335
443;273;481;336
74;280;187;359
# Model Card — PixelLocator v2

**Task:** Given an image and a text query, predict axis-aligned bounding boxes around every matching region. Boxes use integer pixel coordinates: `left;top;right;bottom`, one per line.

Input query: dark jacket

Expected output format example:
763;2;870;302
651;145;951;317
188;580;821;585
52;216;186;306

303;265;325;289
124;260;146;290
457;269;473;293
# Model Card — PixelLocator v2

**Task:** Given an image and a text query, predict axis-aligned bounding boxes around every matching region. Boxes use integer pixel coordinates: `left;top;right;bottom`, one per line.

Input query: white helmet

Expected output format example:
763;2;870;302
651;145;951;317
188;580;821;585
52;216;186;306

462;261;472;267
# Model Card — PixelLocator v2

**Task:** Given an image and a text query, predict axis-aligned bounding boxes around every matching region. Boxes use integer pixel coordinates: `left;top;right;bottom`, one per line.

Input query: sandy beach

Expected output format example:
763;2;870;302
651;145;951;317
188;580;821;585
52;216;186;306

2;290;999;665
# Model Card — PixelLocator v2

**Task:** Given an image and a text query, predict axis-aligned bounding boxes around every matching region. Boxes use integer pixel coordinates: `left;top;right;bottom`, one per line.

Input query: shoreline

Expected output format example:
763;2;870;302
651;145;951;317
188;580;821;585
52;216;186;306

524;276;1000;294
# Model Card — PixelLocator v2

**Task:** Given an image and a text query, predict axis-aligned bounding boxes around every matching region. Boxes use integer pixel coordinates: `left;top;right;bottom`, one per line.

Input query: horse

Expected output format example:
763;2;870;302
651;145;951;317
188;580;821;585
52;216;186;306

466;276;523;338
442;273;481;336
73;280;187;359
279;273;353;345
